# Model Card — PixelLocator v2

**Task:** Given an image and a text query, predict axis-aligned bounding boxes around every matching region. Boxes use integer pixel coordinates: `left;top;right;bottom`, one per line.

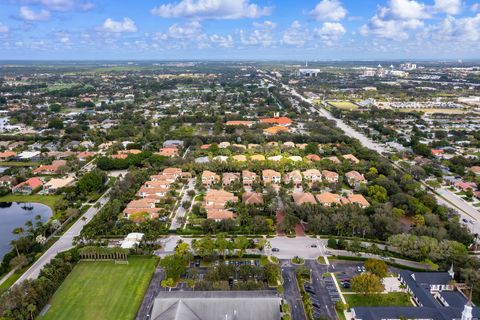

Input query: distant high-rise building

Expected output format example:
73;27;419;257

400;62;417;71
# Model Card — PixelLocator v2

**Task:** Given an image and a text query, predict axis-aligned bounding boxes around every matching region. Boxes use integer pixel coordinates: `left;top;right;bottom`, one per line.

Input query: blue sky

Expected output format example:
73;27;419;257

0;0;479;60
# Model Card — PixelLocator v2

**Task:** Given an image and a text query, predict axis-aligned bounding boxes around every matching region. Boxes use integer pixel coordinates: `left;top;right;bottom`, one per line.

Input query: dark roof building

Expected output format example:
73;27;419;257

151;291;281;320
352;268;478;320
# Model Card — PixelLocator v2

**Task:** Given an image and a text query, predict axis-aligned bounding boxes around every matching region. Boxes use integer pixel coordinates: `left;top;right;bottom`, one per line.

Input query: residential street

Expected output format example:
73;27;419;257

169;178;195;230
15;187;112;283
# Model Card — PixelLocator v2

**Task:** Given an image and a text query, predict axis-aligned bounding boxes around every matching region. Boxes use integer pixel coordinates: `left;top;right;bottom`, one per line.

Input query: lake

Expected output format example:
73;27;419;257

0;202;52;261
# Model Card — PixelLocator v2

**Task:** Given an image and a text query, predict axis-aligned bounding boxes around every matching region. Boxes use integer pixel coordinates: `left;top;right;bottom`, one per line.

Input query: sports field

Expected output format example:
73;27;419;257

327;101;359;110
40;256;157;320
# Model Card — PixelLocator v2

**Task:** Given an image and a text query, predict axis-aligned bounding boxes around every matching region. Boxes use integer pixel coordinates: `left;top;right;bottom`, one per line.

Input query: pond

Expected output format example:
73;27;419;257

0;202;52;261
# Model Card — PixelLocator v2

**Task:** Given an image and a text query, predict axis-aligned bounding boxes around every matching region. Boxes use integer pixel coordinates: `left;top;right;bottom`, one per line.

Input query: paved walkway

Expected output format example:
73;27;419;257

169;178;195;230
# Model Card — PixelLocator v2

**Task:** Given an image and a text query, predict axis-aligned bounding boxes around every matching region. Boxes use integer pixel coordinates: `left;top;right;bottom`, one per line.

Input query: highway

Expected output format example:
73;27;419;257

15;187;112;283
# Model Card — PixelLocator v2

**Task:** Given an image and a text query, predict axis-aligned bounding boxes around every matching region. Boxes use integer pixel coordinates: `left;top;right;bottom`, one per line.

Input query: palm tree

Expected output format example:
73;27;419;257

27;304;36;320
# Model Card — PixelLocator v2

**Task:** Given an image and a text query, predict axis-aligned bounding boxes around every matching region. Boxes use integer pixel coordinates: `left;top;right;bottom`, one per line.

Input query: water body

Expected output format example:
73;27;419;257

0;202;52;260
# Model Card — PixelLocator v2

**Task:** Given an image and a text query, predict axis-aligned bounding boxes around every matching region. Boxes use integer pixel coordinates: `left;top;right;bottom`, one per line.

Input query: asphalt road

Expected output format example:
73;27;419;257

15;187;112;284
135;268;165;320
281;266;307;320
305;260;337;320
436;187;480;235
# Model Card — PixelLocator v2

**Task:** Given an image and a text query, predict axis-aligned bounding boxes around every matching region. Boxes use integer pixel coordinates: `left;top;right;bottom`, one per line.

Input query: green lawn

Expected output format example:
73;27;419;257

0;194;62;210
345;292;412;308
40;256;158;320
327;101;359;110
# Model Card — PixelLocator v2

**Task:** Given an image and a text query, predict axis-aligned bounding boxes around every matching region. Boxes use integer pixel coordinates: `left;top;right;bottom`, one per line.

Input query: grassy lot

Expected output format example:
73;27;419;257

345;292;412;307
0;271;22;294
327;101;359;110
0;194;62;210
40;256;158;320
0;161;40;167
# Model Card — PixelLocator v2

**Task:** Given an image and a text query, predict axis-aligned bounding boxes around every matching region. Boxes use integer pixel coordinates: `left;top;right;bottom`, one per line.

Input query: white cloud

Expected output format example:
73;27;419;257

167;21;202;39
314;22;346;41
282;21;309;46
210;34;234;47
360;14;423;40
310;0;347;21
239;29;274;47
20;6;51;21
150;0;272;20
427;14;480;41
0;23;9;33
252;20;277;29
102;18;137;33
23;0;95;11
360;0;428;40
434;0;463;15
471;2;480;12
386;0;430;20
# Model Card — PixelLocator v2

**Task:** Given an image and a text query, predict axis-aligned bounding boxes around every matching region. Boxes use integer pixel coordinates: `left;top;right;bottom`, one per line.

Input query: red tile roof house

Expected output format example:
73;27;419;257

345;170;367;189
262;169;281;186
342;154;360;164
242;192;264;205
470;166;480;175
157;147;179;157
242;170;258;186
322;170;339;184
292;192;317;206
203;189;238;221
454;181;477;192
260;117;293;126
431;149;445;157
283;170;303;186
12;178;44;194
305;154;321;162
222;172;240;187
347;194;370;208
202;171;220;187
316;192;343;207
123;199;160;221
302;169;322;183
32;160;67;175
0;151;17;161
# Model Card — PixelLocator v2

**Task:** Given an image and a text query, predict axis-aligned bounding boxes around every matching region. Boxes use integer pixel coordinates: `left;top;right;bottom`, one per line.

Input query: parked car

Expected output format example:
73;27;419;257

272;248;280;252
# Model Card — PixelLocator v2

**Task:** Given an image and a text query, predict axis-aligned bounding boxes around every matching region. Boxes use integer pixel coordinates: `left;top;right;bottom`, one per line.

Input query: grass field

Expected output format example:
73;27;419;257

40;256;158;320
0;194;62;210
327;101;359;110
345;292;412;307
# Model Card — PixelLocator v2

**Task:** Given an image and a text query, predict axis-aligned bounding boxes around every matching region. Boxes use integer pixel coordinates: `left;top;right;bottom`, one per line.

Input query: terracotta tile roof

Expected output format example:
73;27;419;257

225;120;254;126
260;117;293;125
306;154;321;161
242;192;264;205
316;192;342;205
13;177;43;190
263;126;289;135
347;194;370;207
293;192;317;205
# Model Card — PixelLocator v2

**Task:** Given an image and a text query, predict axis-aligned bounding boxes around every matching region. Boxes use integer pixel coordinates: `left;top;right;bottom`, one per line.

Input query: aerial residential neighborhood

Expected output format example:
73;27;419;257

0;1;480;320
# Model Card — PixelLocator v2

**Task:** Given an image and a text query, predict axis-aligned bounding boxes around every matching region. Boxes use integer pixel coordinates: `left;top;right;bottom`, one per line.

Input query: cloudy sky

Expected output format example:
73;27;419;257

0;0;479;60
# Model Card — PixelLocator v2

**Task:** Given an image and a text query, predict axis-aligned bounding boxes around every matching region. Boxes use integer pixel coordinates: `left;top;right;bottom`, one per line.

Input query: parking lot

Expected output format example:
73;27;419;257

305;260;339;319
